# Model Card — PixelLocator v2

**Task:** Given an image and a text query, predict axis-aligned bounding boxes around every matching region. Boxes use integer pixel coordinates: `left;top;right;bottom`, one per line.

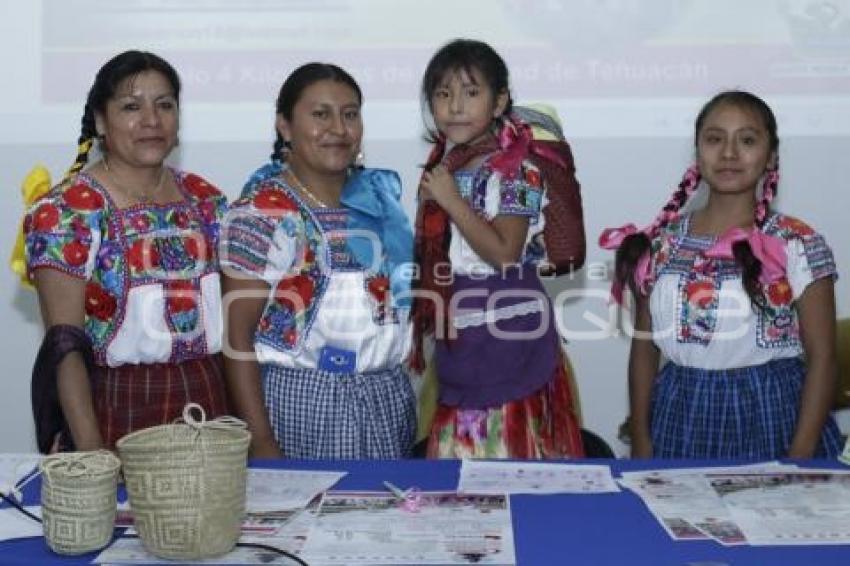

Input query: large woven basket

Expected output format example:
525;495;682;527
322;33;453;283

116;403;251;560
40;450;121;555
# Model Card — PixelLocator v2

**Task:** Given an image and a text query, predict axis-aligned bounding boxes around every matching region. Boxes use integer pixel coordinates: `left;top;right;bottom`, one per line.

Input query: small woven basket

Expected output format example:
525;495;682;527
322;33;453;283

116;403;251;560
40;450;121;555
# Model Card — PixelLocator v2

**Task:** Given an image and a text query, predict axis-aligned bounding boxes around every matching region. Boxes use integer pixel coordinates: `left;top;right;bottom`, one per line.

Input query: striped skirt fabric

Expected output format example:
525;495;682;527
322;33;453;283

651;357;843;459
92;354;229;449
262;364;416;459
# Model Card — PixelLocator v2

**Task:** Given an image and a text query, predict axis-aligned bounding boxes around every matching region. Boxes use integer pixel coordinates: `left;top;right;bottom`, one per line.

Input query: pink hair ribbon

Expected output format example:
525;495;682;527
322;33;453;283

598;224;639;250
599;224;652;303
704;227;787;285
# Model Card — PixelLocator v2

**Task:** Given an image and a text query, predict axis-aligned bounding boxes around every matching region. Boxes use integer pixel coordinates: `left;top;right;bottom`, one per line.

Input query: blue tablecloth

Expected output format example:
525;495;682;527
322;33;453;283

2;458;849;565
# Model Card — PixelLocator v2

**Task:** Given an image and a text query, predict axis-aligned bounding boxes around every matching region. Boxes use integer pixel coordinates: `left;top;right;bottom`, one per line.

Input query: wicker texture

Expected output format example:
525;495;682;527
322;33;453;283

40;450;121;555
116;403;251;560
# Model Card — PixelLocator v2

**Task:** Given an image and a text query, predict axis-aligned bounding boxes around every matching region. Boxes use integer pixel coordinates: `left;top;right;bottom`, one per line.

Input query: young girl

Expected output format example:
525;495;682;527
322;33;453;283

412;39;585;459
600;90;843;459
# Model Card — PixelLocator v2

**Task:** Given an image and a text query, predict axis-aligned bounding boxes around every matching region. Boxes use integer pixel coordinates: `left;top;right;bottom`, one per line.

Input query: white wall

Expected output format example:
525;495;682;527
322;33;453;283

2;0;849;453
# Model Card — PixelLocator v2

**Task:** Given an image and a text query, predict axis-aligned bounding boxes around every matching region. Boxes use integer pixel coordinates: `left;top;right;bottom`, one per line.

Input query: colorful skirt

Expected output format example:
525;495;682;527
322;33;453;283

262;364;416;459
92;354;229;449
651;357;844;458
427;362;584;459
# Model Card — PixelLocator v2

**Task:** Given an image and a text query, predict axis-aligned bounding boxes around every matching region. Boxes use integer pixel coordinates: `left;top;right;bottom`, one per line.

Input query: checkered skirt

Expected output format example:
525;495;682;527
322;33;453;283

651;357;843;458
262;364;416;459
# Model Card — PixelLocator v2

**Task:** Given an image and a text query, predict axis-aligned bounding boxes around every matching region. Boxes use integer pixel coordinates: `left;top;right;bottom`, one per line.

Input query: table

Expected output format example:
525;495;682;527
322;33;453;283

2;458;849;565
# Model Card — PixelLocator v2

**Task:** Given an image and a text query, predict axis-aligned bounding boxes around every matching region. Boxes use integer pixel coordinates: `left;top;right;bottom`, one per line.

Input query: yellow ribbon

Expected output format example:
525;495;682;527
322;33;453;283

10;165;52;289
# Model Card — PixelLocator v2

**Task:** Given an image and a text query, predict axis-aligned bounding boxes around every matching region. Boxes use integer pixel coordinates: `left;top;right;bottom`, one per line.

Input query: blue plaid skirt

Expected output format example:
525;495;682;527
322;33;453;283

262;364;416;459
651;357;843;459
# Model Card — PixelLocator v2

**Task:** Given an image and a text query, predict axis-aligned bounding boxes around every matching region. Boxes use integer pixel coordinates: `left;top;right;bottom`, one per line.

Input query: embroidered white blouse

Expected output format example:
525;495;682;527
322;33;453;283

649;213;837;370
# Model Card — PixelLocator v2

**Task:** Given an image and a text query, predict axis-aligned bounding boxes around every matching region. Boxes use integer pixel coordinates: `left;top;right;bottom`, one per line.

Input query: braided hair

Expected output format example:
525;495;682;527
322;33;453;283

615;90;779;308
60;50;181;186
614;165;701;296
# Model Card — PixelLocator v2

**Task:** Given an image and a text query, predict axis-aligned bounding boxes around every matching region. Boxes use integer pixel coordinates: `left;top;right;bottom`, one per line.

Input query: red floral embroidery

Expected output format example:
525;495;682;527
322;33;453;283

685;280;714;309
128;239;160;273
183;174;220;200
85;282;117;321
130;214;151;232
173;210;191;229
283;328;297;347
368;276;390;304
766;280;793;305
70;216;91;239
255;188;298;216
62;240;89;267
524;168;542;187
64;185;104;211
184;235;208;261
165;281;197;314
274;274;314;312
303;247;315;265
198;200;217;223
31;203;60;231
777;216;814;237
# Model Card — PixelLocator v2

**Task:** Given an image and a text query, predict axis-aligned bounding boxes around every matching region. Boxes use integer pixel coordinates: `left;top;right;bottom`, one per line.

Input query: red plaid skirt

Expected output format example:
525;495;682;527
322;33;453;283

92;354;229;448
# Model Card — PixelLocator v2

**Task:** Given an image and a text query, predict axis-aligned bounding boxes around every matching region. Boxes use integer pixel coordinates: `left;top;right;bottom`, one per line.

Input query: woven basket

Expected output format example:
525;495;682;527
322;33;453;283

40;450;121;555
116;403;251;560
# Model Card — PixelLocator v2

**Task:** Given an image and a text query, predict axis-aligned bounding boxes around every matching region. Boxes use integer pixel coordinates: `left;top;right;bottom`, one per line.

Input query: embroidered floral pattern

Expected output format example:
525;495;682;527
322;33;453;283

24;171;226;364
164;280;200;334
756;278;797;346
31;203;60;231
655;214;835;351
85;282;117;322
365;274;398;323
678;276;719;344
64;184;104;210
239;180;328;353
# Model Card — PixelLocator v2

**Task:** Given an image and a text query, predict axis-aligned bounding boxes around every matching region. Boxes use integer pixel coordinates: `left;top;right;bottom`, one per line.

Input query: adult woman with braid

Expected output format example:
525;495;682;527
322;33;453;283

220;63;416;459
23;50;229;452
600;91;842;459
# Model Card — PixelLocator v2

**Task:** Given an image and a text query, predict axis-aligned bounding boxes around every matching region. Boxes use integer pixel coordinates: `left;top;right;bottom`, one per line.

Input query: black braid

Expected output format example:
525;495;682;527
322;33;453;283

615;233;652;297
271;132;285;163
60;104;97;186
614;167;700;298
733;171;779;312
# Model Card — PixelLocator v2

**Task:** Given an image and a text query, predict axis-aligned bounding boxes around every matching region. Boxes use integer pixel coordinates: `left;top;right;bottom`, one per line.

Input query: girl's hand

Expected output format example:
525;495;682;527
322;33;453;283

420;165;460;208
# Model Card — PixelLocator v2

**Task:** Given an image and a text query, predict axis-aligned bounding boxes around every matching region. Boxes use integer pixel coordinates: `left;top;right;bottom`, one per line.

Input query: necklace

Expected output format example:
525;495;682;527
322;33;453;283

285;169;332;209
103;157;166;204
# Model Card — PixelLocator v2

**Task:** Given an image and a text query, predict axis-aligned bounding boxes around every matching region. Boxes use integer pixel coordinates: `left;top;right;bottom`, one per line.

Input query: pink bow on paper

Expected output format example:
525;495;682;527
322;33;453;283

704;227;787;284
598;224;652;304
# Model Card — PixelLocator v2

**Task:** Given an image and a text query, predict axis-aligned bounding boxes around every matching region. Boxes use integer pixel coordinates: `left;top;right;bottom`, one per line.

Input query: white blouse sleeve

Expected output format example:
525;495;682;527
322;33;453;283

785;235;838;301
